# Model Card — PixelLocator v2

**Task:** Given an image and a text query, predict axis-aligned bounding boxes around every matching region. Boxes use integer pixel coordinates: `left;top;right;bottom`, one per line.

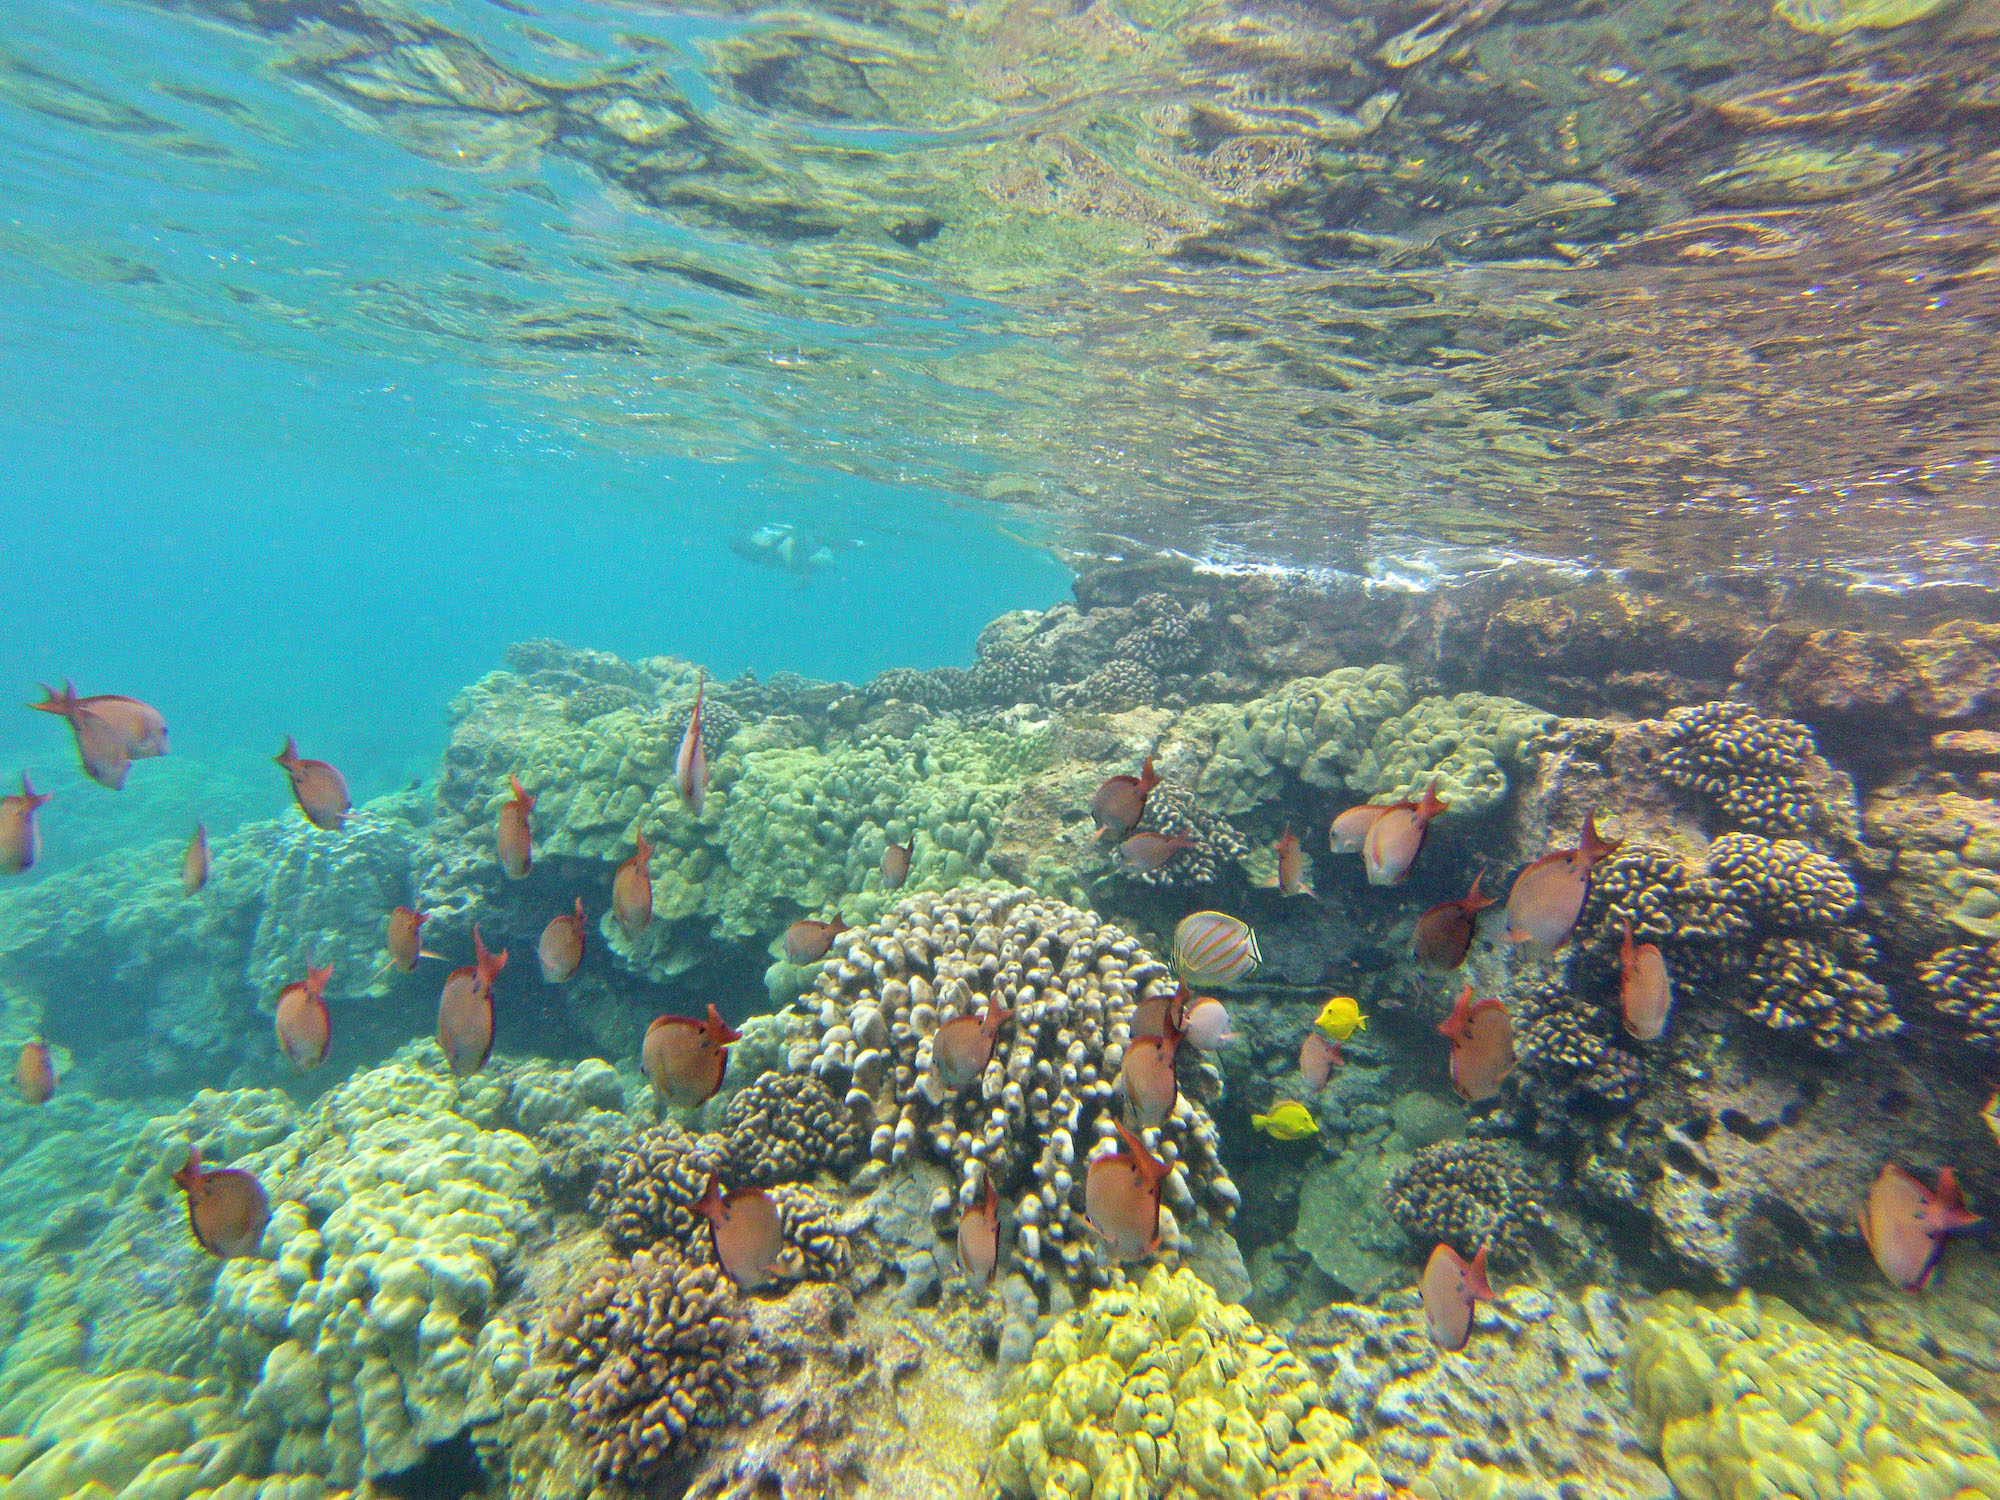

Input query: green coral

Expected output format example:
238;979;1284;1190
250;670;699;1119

989;1266;1375;1500
1349;692;1555;816
1625;1290;2000;1500
1195;665;1411;815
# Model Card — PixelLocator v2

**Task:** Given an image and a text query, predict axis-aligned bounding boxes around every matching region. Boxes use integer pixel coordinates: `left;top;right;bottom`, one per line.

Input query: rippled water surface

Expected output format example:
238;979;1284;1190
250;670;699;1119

5;0;1998;581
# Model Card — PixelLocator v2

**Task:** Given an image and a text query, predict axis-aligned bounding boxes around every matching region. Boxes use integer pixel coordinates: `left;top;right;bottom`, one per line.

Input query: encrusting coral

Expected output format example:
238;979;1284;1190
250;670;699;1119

545;1240;753;1484
1657;701;1822;836
989;1265;1376;1500
1382;1140;1547;1265
1624;1290;2000;1500
786;888;1240;1289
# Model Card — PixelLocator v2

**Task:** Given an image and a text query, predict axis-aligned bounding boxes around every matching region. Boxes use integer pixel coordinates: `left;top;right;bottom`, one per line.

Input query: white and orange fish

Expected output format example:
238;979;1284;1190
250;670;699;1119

1504;812;1622;956
1299;1031;1342;1090
438;926;506;1077
274;736;351;832
934;999;1010;1092
16;1040;55;1104
1273;825;1309;895
1117;831;1193;874
173;1145;269;1260
1421;1243;1493;1351
1438;985;1515;1103
1180;997;1236;1050
1173;911;1260;986
642;1002;740;1108
958;1176;1000;1296
1092;758;1159;841
1118;1003;1181;1129
784;916;847;966
696;1173;782;1291
613;831;654;938
881;839;912;890
274;962;333;1071
1131;983;1189;1042
676;673;709;815
1330;803;1390;855
29;680;167;790
1363;780;1448;886
1860;1162;1982;1292
1084;1121;1166;1262
386;906;436;973
0;773;50;875
1619;921;1673;1041
497;773;534;879
182;823;210;896
540;898;586;983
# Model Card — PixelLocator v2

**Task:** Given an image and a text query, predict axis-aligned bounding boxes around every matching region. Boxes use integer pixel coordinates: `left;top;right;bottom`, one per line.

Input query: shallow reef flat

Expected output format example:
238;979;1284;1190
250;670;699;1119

2;560;1999;1499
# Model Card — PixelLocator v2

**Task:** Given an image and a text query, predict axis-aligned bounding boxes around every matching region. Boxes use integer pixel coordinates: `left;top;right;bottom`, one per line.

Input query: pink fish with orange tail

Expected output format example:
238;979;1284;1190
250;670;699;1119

16;1041;55;1104
173;1146;269;1260
1085;1121;1167;1262
1273;825;1310;895
1117;831;1194;874
1118;1001;1182;1129
274;963;333;1071
28;680;167;790
677;673;710;815
1503;812;1621;956
613;831;654;938
1092;758;1159;841
1413;873;1494;971
696;1173;783;1291
1860;1162;1982;1291
934;997;1010;1093
1438;985;1515;1103
1363;780;1448;886
958;1175;1000;1296
539;898;587;983
1421;1243;1493;1350
0;774;50;874
274;736;351;832
1619;921;1673;1041
438;926;506;1077
497;774;534;879
642;1002;740;1108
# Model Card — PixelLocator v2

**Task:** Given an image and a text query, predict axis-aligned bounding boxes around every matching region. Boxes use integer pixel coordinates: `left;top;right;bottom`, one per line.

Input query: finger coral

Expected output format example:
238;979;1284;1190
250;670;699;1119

1382;1140;1547;1264
718;1070;866;1185
1657;701;1820;836
1918;938;2000;1048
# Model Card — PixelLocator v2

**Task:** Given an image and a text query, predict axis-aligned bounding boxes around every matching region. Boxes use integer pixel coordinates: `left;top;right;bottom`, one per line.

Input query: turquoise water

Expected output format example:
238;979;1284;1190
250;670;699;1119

4;0;2000;1497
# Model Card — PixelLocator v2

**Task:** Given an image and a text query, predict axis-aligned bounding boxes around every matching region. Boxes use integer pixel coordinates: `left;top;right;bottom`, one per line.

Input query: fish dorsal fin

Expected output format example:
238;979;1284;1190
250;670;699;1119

1465;1244;1494;1301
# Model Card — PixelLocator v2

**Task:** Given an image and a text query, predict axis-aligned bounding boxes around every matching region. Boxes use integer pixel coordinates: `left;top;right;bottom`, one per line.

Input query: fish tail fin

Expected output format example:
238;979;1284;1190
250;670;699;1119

274;735;298;767
26;682;74;716
1466;1244;1494;1301
1419;778;1449;820
1934;1168;1984;1231
1139;757;1159;794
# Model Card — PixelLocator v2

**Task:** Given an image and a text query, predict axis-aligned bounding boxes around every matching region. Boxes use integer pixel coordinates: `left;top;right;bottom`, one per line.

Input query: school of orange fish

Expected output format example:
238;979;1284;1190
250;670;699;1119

4;682;1985;1351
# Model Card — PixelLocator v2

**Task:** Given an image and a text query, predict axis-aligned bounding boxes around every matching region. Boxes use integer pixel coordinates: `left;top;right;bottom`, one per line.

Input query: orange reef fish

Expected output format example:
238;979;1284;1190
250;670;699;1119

881;839;912;890
1413;873;1493;971
1620;921;1673;1041
677;673;709;815
1860;1162;1982;1291
1421;1243;1493;1351
1329;803;1389;855
438;926;506;1077
29;680;167;790
386;906;434;972
16;1040;55;1104
1092;758;1159;840
696;1172;782;1291
182;823;210;896
1119;1004;1181;1128
1132;983;1189;1042
784;916;847;965
1274;825;1309;894
1180;997;1235;1050
497;773;534;879
1504;811;1622;956
958;1176;1000;1296
274;736;351;832
1173;910;1260;986
0;773;50;875
1438;985;1515;1103
275;963;333;1071
173;1145;269;1260
934;998;1010;1092
539;897;586;983
1117;831;1193;873
1085;1120;1166;1262
643;1002;740;1107
1363;780;1448;886
613;831;654;938
1299;1031;1342;1089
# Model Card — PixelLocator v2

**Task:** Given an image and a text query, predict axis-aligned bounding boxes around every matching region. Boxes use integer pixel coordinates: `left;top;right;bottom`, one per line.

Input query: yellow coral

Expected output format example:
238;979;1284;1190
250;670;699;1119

990;1267;1376;1500
1625;1290;2000;1500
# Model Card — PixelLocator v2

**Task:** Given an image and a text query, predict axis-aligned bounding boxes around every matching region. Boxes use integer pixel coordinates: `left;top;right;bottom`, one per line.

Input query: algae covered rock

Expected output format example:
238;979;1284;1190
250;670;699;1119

989;1265;1376;1500
1625;1290;2000;1500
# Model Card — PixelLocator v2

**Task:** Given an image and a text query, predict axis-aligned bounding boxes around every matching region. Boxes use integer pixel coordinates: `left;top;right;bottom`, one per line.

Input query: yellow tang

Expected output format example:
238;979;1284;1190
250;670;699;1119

1251;1100;1319;1140
1173;910;1260;987
1316;995;1368;1042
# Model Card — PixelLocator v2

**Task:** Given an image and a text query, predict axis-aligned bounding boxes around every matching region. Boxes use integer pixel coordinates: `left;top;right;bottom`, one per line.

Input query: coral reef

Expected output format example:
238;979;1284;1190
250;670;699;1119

1294;1285;1670;1500
1625;1290;2000;1500
1921;939;2000;1048
786;888;1240;1289
989;1265;1375;1500
546;1240;752;1484
1382;1141;1546;1265
717;1069;866;1185
1194;666;1411;815
1657;701;1821;836
592;1124;734;1255
1118;779;1251;888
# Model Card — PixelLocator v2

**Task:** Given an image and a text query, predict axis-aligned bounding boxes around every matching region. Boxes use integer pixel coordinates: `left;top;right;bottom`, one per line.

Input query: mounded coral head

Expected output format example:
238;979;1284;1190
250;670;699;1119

1348;692;1556;817
990;1265;1375;1500
1199;665;1411;815
593;1124;735;1255
786;887;1239;1289
1703;832;1858;928
1624;1289;2000;1500
1119;779;1251;887
1383;1140;1547;1264
1741;932;1898;1047
1514;983;1646;1128
1658;702;1820;836
547;1240;752;1484
660;695;745;753
1920;939;2000;1048
718;1070;866;1185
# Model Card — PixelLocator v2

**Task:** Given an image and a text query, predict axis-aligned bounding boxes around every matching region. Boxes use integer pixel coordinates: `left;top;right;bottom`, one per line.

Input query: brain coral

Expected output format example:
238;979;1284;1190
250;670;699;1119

1624;1290;2000;1500
989;1265;1376;1500
1347;692;1556;816
1658;701;1820;836
785;888;1240;1289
